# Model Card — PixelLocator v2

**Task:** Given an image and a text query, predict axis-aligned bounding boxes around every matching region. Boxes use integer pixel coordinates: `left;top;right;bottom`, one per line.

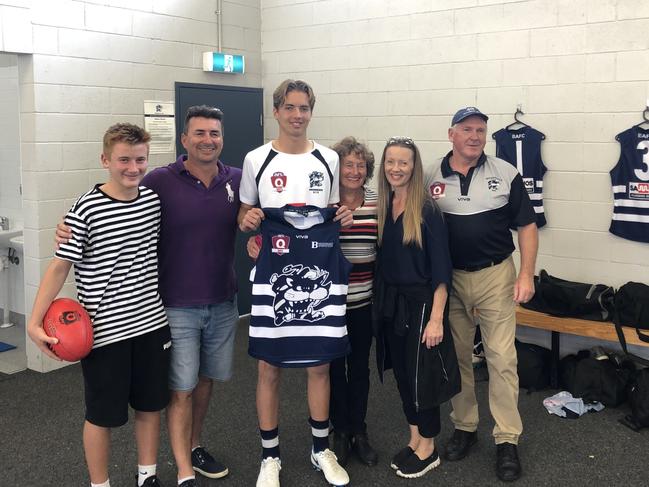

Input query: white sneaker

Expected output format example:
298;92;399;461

310;449;350;486
256;457;281;487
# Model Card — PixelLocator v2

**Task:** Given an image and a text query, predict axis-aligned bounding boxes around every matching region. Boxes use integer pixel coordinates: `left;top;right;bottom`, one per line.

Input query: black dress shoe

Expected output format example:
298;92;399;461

444;429;478;461
496;442;521;482
332;431;351;467
352;432;378;466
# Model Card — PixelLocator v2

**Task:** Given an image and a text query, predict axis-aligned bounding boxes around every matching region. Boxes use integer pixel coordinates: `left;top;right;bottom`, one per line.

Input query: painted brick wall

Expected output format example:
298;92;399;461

0;0;261;371
260;0;649;357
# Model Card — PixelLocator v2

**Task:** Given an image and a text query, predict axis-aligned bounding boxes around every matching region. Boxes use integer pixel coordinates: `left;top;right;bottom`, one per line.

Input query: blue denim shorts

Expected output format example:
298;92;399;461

166;297;239;391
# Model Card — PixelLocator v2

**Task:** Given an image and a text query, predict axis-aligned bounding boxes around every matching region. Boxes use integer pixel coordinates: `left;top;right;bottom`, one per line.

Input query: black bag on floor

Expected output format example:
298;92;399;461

613;282;649;367
522;270;614;321
626;368;649;429
571;353;635;407
515;339;551;392
559;350;591;392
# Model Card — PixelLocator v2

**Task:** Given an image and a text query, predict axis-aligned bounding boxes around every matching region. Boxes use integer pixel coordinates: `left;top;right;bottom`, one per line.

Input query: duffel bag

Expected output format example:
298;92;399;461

521;270;615;321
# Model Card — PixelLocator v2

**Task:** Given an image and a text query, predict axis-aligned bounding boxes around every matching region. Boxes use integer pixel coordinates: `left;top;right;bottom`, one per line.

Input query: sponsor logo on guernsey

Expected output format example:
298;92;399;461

429;182;446;199
271;172;287;192
295;234;308;239
309;171;324;193
486;177;502;191
311;241;334;249
271;235;291;255
629;182;649;199
523;177;534;194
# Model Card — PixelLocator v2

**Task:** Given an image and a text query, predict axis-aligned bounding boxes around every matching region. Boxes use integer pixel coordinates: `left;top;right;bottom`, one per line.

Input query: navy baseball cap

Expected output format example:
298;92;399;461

451;107;488;125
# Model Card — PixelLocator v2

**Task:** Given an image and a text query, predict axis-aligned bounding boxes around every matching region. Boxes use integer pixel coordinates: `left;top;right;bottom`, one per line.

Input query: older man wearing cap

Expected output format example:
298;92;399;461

425;107;538;482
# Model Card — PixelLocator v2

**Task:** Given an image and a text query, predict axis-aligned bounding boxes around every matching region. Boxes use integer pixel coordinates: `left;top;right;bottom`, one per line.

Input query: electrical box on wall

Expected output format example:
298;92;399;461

202;52;245;74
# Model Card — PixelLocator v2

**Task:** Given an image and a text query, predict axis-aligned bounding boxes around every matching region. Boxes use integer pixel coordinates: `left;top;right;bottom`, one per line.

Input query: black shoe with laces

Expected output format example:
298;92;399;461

444;429;478;461
352;432;378;466
137;474;163;486
178;479;196;487
496;442;521;482
191;446;229;479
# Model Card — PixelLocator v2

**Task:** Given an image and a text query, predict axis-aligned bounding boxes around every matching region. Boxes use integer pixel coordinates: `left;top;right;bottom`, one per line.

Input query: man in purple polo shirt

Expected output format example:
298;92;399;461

57;106;240;487
143;105;240;486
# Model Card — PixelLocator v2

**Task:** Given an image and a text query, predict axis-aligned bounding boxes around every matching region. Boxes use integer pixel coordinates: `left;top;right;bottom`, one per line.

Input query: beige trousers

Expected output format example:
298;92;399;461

448;256;522;445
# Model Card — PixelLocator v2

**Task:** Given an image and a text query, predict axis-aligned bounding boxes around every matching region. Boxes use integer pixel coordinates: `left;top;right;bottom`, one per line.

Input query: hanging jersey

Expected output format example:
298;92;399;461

609;126;649;243
249;206;352;367
493;126;547;227
240;141;340;208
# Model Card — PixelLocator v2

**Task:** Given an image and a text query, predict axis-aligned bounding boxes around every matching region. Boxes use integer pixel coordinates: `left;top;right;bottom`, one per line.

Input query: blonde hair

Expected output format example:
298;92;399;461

103;123;150;157
273;79;316;110
377;137;429;248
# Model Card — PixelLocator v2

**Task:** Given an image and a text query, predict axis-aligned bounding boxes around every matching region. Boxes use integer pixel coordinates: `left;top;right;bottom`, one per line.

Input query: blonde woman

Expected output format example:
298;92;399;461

373;136;460;479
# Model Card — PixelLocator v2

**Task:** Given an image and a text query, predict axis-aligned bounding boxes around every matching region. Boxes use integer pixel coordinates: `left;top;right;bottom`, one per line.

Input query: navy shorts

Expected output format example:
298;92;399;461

81;325;171;428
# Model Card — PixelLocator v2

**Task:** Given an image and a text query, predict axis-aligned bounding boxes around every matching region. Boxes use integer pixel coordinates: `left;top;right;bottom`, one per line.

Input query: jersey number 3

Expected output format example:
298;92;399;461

635;140;649;181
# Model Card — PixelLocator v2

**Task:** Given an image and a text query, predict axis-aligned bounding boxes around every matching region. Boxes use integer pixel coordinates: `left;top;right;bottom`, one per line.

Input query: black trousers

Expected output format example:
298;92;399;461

385;320;441;439
330;304;373;434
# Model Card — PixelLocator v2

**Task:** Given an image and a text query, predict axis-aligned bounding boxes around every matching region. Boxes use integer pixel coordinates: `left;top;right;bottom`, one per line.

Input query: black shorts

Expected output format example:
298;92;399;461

81;326;171;428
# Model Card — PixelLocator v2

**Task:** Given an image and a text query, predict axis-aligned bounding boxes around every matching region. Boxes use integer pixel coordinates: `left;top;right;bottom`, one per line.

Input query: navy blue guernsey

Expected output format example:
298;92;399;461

610;126;649;243
249;206;352;367
493;127;547;227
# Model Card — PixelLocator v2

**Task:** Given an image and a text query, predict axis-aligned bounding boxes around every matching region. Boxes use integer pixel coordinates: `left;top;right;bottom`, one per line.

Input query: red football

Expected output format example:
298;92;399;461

43;298;94;362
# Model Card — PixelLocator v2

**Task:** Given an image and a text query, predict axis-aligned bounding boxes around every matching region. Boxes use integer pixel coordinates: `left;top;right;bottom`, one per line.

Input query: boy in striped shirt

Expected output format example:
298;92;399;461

27;123;170;487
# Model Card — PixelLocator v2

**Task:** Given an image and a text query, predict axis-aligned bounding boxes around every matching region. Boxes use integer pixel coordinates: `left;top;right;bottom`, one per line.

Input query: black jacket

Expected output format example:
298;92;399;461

372;272;461;411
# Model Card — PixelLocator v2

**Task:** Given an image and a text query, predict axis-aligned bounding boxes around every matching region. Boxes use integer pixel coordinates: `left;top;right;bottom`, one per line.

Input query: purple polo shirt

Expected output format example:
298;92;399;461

142;155;241;307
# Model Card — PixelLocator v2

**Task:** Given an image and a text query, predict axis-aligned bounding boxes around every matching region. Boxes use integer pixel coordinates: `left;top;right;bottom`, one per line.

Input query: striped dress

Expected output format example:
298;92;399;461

339;187;378;309
56;185;168;349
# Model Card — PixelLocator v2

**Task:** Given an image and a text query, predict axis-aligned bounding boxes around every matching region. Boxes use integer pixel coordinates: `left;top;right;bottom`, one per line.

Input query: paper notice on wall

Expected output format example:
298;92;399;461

144;101;175;154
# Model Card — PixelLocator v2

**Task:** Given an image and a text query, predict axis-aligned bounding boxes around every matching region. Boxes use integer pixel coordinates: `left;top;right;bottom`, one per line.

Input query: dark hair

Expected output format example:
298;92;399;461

331;136;375;181
273;79;316;110
183;105;224;134
102;123;150;156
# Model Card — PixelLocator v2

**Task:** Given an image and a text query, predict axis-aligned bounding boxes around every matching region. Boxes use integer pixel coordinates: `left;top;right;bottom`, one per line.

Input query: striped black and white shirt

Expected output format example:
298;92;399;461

340;187;377;309
56;185;168;349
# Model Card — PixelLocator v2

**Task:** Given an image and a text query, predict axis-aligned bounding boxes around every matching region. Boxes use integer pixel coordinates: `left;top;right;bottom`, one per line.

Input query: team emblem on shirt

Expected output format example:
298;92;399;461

309;171;324;193
271;235;291;255
271;172;287;192
429;182;446;199
486;177;502;191
269;264;331;326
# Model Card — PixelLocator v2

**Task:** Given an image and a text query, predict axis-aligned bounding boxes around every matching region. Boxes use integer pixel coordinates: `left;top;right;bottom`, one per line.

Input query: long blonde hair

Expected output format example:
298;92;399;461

377;137;428;248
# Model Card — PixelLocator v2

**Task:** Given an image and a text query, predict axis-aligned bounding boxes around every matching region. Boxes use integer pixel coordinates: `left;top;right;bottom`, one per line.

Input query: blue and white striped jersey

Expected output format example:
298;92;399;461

249;206;351;367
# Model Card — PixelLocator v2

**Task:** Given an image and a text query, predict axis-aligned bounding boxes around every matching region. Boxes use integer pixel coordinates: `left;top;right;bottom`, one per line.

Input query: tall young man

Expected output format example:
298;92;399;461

238;80;353;487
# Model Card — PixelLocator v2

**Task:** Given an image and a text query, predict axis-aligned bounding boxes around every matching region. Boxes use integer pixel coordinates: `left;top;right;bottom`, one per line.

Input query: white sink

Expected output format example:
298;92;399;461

9;235;23;252
0;227;22;248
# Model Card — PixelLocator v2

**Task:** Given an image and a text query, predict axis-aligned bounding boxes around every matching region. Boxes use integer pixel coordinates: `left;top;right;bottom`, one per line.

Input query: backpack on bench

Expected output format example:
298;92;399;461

614;282;649;367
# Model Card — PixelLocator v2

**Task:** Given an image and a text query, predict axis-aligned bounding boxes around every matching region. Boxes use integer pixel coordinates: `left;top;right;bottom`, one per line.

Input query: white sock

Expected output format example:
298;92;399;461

178;476;195;485
138;464;156;486
91;480;110;487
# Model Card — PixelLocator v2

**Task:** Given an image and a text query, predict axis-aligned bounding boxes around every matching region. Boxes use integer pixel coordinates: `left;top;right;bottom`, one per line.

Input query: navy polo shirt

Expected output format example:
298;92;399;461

142;155;241;307
425;151;536;270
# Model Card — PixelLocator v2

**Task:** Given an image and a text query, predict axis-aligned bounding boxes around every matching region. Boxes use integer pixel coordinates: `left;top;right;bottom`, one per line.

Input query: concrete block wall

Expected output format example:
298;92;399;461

260;0;649;356
0;0;261;371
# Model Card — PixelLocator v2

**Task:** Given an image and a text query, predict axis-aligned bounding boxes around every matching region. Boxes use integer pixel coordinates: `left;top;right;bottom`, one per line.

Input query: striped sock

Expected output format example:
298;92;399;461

309;417;329;453
260;427;280;459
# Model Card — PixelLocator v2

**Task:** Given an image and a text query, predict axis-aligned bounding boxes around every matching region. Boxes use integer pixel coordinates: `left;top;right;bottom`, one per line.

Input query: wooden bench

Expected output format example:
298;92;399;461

515;305;649;387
